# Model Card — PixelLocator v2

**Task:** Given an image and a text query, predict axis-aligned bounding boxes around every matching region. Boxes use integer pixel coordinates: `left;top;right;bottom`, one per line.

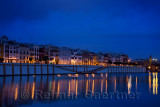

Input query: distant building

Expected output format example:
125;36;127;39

3;41;20;63
19;44;30;63
0;35;130;65
39;45;59;64
49;46;59;64
0;44;4;63
29;44;39;63
59;47;71;65
71;49;82;65
81;50;92;65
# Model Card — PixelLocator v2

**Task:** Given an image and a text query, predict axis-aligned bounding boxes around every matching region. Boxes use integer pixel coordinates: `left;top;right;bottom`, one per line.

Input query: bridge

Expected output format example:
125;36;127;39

0;63;146;76
56;65;146;74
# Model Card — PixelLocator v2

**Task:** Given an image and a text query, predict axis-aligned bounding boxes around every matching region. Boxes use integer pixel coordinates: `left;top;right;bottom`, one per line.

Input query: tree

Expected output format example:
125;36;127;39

114;62;122;65
29;57;33;63
0;58;4;63
108;60;112;65
39;58;42;62
42;56;49;64
55;56;59;64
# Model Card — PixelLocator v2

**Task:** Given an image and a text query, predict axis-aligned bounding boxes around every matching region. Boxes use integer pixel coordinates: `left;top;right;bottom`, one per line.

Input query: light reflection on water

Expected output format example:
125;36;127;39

0;72;159;107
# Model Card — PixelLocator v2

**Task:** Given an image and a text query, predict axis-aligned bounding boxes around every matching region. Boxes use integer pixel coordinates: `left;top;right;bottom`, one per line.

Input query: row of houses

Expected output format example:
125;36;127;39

0;35;128;65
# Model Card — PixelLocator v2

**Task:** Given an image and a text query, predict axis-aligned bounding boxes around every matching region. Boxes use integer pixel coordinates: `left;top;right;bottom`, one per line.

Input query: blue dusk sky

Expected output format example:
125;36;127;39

0;0;160;59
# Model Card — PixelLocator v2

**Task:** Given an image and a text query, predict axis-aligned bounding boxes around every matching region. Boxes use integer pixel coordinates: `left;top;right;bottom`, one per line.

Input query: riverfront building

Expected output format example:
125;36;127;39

0;35;129;65
59;47;72;65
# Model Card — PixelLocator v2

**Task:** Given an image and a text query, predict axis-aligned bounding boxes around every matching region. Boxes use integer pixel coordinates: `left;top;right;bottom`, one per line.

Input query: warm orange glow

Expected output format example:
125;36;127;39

149;72;151;93
68;74;72;77
136;76;137;92
128;76;132;94
101;79;103;94
92;74;95;78
153;73;158;95
32;82;35;99
105;73;108;78
57;81;60;97
106;80;107;93
75;74;78;77
86;74;88;77
86;80;88;95
68;81;70;96
57;74;61;77
101;73;103;78
15;84;18;100
114;77;116;93
76;80;78;97
92;80;95;95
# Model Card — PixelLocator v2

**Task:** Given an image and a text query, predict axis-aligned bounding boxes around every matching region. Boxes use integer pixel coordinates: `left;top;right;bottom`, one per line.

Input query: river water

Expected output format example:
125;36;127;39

0;72;159;107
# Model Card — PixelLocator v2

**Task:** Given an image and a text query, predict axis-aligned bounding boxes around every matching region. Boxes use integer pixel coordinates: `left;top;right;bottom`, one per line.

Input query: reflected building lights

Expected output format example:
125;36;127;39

2;72;160;106
52;81;55;93
101;73;103;78
114;77;116;93
32;82;35;99
76;80;78;97
136;76;137;92
149;72;151;93
105;73;108;78
153;73;158;95
106;80;107;93
49;82;52;91
57;81;60;98
86;80;88;95
128;75;132;94
15;84;18;101
101;79;103;94
92;80;95;95
68;81;70;97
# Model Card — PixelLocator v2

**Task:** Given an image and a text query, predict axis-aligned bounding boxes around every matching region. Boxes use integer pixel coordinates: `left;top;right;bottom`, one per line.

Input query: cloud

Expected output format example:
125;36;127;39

0;0;160;22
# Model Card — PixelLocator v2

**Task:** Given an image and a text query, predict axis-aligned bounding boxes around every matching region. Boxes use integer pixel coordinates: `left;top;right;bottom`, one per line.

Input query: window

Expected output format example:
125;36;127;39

5;45;8;48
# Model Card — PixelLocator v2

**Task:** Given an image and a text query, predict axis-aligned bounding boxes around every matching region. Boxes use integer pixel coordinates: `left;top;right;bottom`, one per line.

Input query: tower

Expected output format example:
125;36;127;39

149;55;152;66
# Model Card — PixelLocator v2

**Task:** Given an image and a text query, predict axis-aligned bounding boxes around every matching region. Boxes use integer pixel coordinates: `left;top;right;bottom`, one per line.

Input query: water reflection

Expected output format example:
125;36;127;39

152;73;158;95
15;84;18;101
149;72;151;93
128;75;132;94
0;73;159;107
